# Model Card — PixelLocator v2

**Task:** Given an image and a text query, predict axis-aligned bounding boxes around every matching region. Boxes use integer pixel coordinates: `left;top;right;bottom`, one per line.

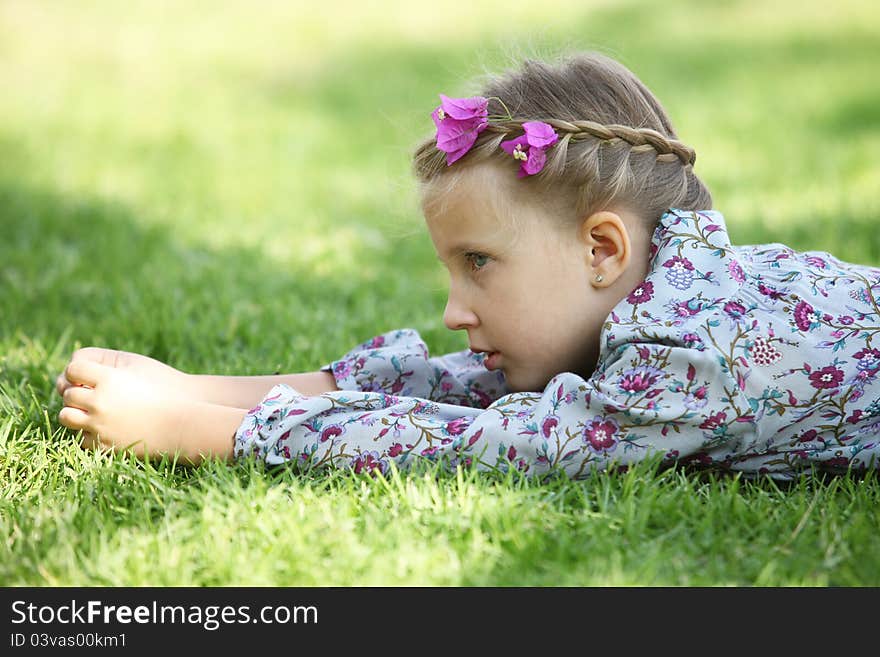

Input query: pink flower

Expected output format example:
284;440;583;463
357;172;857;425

351;451;388;476
797;429;819;443
320;424;344;443
582;416;619;454
332;360;352;380
723;301;746;319
853;347;880;373
616;365;664;394
444;417;470;436
500;121;559;177
627;281;654;305
663;255;695;271
809;366;844;390
432;95;489;165
727;259;746;283
759;283;785;301
699;411;727;431
541;414;559;438
793;300;818;331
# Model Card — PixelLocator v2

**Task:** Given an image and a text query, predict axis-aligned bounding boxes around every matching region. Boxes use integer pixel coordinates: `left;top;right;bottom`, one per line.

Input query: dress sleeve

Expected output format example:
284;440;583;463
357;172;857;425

318;327;509;409
234;342;754;480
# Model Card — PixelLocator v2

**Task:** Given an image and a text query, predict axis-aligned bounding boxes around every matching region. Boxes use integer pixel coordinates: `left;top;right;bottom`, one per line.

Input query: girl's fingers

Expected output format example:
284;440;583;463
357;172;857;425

64;358;104;388
58;406;90;431
73;347;120;367
62;385;95;411
56;373;67;396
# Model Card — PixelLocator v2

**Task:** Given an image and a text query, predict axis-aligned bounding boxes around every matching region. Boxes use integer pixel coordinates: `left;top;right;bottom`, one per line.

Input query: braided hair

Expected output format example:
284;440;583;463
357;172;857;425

412;52;712;234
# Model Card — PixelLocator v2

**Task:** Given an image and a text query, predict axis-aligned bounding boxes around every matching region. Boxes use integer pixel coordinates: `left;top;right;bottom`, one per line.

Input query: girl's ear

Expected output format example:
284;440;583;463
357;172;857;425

580;211;632;286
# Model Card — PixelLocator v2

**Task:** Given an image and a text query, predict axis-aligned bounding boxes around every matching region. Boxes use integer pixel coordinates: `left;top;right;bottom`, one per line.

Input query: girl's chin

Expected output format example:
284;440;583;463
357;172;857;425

506;369;559;394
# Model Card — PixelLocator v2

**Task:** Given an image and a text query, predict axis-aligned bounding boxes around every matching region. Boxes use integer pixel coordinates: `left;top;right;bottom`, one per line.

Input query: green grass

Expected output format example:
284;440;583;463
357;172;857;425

1;0;879;586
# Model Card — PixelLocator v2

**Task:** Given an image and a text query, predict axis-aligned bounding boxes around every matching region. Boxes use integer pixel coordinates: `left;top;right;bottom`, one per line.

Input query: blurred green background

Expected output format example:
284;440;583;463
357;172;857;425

1;0;878;377
1;0;879;587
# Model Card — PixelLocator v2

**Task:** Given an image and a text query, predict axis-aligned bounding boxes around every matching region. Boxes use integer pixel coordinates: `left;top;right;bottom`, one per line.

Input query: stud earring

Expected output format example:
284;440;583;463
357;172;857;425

595;274;604;283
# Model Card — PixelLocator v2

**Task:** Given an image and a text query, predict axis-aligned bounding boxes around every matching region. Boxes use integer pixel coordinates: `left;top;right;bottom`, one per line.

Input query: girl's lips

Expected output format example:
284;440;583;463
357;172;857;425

484;351;501;371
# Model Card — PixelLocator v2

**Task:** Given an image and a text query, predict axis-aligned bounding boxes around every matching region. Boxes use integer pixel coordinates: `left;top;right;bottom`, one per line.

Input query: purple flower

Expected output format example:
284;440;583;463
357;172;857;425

627;281;654;305
797;429;819;444
332;360;353;380
500;121;559;177
670;298;703;318
681;332;703;349
616;365;664;394
319;424;344;443
663;255;695;271
699;411;727;431
853;347;880;373
684;386;709;411
582;416;620;454
794;300;819;332
723;301;747;320
808;366;844;390
758;283;785;301
541;414;559;439
727;259;745;283
351;451;388;476
432;95;489;165
444;417;471;436
662;256;695;290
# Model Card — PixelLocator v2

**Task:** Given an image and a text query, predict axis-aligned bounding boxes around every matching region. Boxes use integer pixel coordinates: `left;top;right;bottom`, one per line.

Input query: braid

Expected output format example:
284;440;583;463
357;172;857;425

484;119;696;166
412;52;714;229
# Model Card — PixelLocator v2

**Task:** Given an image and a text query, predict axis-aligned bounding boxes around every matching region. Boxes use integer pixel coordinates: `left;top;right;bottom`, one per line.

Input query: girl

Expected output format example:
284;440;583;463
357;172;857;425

56;52;880;479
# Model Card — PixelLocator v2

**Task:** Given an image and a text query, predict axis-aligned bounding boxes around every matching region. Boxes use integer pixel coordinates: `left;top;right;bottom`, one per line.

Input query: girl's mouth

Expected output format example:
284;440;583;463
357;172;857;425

484;352;501;370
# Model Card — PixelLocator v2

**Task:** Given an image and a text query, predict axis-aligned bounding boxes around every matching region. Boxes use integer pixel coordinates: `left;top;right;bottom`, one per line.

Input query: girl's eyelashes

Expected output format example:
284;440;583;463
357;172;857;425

465;252;490;274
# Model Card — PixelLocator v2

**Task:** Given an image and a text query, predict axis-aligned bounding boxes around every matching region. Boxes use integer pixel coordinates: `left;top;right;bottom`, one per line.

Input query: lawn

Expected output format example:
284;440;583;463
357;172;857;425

1;0;879;586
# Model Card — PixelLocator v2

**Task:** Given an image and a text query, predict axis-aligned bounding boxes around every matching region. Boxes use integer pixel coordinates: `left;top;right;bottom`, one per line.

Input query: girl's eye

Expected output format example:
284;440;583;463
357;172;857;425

466;252;490;273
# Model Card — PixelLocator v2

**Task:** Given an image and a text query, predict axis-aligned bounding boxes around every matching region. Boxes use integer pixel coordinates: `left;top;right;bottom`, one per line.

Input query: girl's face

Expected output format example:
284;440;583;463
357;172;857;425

423;162;645;393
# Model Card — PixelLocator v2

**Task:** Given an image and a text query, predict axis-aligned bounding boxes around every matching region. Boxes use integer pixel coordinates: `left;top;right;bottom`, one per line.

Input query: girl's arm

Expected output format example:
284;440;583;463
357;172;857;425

55;348;340;410
234;343;760;478
188;370;339;409
320;328;509;408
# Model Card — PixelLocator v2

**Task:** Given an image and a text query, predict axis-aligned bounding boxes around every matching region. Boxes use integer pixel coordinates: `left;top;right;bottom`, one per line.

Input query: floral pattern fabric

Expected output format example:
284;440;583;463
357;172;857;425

234;209;880;479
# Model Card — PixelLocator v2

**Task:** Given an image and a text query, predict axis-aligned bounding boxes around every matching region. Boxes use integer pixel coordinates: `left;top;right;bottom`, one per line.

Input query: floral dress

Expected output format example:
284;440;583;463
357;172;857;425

234;209;880;480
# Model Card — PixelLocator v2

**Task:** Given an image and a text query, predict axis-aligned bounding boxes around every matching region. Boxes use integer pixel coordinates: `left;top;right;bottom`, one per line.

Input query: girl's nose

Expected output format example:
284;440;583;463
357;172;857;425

443;291;479;331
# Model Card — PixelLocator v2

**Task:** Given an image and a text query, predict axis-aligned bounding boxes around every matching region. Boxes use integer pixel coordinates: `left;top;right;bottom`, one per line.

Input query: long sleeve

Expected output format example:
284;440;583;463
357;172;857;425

319;328;509;409
234;340;759;480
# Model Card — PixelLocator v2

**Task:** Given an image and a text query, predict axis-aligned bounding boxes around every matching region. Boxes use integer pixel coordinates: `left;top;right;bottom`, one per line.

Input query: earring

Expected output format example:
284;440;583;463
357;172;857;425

595;274;604;283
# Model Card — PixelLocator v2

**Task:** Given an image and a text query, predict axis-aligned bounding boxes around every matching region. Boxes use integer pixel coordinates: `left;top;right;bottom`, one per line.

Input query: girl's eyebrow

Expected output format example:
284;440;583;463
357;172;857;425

435;243;486;262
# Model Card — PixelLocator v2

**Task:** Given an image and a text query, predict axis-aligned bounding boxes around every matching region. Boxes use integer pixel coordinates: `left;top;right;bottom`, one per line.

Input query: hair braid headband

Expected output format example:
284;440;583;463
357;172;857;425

431;94;696;177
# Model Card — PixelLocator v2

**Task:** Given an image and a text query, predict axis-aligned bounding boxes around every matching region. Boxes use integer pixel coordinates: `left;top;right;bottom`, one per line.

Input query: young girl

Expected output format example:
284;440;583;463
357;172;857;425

56;52;880;479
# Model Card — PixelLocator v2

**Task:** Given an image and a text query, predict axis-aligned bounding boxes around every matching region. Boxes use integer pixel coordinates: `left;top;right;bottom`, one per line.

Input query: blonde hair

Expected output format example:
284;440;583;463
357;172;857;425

412;52;712;234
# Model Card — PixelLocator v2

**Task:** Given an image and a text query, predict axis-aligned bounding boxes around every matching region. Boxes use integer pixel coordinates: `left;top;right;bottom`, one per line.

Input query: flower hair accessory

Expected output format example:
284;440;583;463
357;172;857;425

431;95;489;165
432;94;558;176
499;121;559;178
